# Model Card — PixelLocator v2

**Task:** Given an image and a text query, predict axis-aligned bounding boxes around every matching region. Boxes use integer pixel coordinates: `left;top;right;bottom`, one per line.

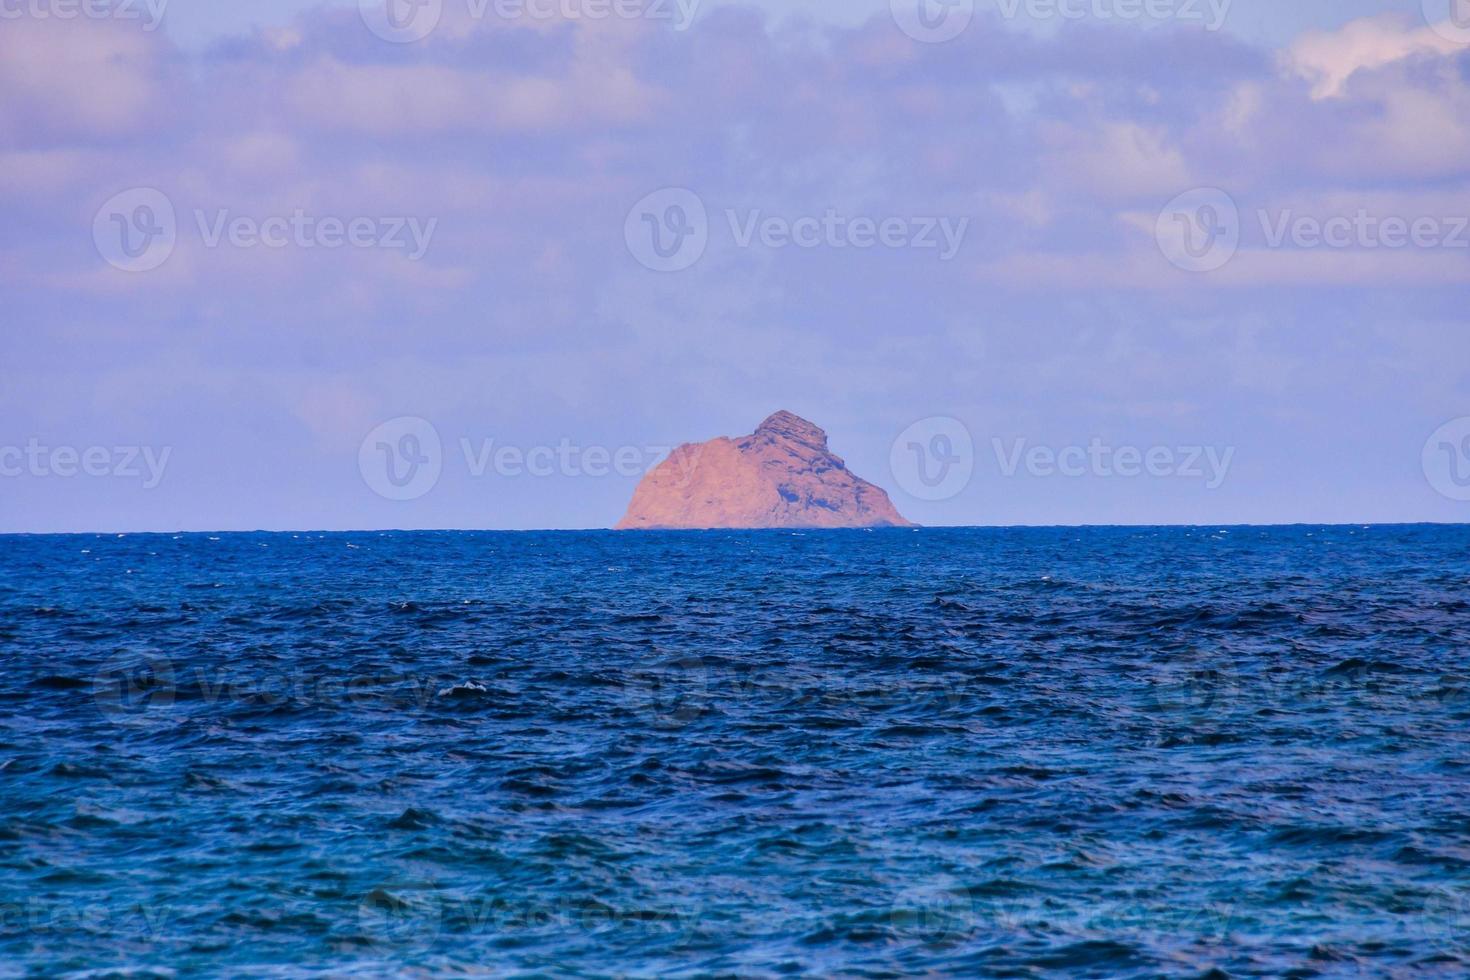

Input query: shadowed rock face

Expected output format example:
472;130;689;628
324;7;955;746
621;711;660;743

615;411;916;530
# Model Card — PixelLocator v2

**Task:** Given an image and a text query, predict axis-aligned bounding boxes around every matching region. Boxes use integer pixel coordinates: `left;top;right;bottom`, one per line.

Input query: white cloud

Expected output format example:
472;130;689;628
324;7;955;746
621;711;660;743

1286;14;1461;100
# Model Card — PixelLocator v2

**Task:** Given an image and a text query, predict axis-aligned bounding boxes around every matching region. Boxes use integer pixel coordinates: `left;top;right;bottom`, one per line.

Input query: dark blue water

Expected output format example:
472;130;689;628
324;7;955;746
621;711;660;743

2;527;1469;977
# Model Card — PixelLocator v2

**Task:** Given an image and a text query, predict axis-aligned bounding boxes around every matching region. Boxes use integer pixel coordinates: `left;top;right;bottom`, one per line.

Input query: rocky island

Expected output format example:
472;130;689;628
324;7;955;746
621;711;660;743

615;411;915;530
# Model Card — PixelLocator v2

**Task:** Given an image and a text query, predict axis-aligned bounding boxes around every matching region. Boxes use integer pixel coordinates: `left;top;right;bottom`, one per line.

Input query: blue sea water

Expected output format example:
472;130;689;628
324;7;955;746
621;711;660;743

2;526;1469;978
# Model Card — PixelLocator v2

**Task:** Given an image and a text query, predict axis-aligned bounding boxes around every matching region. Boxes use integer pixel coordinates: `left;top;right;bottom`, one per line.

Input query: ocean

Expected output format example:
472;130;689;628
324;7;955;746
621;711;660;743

2;526;1468;977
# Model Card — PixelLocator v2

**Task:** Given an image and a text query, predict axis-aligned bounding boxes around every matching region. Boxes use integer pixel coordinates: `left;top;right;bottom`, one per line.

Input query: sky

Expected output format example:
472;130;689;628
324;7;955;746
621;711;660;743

157;0;1434;49
2;0;1469;532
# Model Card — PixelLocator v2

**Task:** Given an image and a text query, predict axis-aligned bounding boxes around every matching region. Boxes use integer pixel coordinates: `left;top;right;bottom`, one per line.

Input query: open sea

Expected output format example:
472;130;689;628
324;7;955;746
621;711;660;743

2;526;1469;978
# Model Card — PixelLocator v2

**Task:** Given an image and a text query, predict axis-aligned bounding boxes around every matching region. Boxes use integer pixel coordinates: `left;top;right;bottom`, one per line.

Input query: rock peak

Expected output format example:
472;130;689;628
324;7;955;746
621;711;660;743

615;412;915;530
754;410;828;450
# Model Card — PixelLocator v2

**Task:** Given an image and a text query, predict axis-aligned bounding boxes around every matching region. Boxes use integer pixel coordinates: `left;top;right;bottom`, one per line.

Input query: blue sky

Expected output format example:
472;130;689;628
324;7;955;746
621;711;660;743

161;0;1430;48
2;0;1469;531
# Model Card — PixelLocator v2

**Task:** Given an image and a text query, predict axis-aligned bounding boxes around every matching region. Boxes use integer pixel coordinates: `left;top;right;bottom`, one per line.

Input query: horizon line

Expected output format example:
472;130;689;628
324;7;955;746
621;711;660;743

3;522;1467;537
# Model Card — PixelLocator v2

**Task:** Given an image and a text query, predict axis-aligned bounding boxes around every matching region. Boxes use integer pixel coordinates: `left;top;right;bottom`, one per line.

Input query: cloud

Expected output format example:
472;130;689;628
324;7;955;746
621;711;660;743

1042;121;1191;199
1286;14;1461;100
280;55;661;135
6;4;1470;529
0;16;177;147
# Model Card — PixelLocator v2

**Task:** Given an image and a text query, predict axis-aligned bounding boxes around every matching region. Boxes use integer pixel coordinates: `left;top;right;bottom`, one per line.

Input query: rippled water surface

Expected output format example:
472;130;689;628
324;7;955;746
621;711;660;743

2;526;1470;977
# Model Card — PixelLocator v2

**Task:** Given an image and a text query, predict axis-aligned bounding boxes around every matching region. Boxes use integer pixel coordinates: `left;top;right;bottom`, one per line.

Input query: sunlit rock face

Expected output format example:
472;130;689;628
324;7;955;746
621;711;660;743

615;411;916;530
